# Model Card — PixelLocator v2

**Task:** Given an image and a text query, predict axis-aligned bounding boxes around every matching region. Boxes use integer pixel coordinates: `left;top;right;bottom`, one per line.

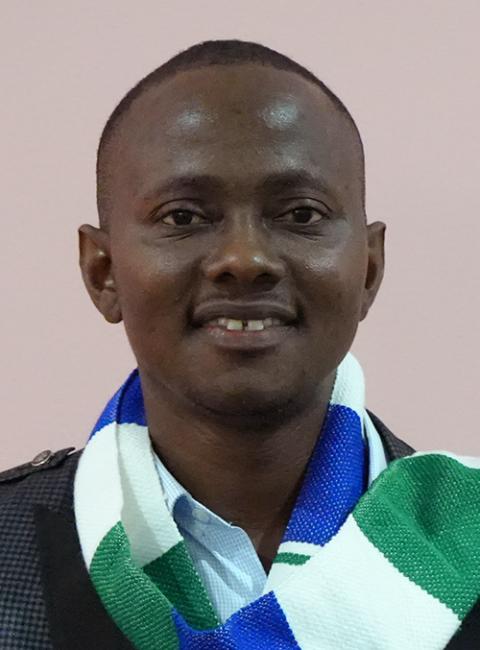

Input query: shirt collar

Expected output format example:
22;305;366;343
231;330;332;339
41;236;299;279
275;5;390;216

153;452;189;515
153;450;237;533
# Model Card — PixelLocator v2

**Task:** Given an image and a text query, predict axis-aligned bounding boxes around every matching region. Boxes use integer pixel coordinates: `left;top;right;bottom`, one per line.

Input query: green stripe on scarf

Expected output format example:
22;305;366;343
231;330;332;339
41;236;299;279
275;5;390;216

90;522;179;650
273;552;311;566
144;541;219;630
354;454;480;618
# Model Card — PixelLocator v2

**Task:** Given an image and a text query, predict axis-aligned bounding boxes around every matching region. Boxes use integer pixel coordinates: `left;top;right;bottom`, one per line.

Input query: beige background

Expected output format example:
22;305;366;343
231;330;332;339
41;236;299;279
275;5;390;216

1;0;479;469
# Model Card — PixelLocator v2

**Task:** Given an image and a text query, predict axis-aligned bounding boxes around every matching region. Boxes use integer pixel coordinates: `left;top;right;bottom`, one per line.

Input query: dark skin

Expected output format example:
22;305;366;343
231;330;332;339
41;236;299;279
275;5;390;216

79;64;385;571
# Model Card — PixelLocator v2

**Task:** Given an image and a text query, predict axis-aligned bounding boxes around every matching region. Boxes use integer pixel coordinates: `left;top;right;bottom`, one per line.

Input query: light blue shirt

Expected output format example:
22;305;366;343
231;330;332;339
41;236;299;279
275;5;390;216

153;412;387;623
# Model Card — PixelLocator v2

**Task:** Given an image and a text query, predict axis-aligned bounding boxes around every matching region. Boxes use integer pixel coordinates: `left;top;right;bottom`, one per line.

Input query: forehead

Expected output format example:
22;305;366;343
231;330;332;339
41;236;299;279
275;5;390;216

108;64;363;206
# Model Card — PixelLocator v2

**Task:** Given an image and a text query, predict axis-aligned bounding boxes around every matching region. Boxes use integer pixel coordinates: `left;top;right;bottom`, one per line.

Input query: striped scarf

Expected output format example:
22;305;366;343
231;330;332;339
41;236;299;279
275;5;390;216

74;353;480;649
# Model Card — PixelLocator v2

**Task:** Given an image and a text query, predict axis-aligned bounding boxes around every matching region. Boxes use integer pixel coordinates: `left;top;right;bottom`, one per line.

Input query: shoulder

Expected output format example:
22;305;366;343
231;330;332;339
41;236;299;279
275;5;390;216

0;446;82;510
366;409;416;461
0;446;79;483
0;446;81;486
0;448;83;647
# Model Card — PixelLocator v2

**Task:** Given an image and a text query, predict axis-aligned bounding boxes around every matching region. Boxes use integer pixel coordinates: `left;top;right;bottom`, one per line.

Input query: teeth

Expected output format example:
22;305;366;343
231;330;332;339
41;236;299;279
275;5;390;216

245;320;265;331
226;319;244;331
209;317;284;331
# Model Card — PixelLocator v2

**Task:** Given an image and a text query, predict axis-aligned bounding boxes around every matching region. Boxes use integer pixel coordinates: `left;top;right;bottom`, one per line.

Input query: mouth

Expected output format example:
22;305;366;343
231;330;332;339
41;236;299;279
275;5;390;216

191;302;298;351
203;316;285;332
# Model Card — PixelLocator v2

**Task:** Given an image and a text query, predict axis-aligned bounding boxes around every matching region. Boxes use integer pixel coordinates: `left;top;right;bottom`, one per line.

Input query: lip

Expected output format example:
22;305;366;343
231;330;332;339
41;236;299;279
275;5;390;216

192;301;298;326
197;321;295;352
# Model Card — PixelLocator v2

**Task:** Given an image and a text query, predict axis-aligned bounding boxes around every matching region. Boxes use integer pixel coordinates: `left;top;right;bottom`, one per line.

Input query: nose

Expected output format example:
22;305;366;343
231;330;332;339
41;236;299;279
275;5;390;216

202;216;286;290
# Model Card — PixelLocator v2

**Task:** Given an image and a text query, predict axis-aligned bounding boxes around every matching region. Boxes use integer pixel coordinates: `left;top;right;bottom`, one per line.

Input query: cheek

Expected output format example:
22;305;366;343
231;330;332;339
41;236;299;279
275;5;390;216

298;242;367;325
112;243;196;343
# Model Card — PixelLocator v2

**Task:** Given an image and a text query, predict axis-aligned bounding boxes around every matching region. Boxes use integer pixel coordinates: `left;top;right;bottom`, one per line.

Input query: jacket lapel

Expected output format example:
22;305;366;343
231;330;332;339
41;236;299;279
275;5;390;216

366;409;415;461
35;504;134;648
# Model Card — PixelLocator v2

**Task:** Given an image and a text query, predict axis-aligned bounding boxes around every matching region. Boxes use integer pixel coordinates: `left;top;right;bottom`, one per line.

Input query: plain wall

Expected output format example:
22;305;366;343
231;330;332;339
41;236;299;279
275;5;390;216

1;0;479;469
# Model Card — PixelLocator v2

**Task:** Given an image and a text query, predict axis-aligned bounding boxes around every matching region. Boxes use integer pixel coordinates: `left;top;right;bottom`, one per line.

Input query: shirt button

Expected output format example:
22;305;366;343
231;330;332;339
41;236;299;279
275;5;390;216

192;508;211;524
31;450;53;466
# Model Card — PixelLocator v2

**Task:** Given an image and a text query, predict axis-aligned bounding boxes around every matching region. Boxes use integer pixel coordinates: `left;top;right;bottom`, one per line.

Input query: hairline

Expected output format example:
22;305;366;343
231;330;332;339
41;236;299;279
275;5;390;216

96;51;366;227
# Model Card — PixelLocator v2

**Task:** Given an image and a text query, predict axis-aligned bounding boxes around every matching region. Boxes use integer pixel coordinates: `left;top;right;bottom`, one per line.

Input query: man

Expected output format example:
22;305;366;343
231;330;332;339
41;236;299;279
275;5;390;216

1;40;479;649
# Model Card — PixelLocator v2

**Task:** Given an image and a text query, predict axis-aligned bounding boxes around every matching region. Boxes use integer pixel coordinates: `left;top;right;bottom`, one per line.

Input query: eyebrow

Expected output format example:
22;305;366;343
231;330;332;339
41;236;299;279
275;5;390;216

143;169;333;200
258;170;331;193
143;175;223;200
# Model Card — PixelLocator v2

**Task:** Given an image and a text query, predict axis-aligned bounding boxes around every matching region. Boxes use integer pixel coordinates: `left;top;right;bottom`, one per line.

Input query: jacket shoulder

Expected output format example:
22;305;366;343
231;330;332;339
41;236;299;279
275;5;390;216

0;448;83;648
366;409;416;461
0;446;79;484
0;447;82;505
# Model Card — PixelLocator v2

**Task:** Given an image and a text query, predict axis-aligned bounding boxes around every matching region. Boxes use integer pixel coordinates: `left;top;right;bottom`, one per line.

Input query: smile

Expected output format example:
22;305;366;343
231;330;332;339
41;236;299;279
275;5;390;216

192;301;298;351
205;317;284;332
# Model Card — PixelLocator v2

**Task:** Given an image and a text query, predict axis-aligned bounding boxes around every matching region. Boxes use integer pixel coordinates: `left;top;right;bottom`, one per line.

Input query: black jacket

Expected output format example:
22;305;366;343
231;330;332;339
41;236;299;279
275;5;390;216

0;412;478;649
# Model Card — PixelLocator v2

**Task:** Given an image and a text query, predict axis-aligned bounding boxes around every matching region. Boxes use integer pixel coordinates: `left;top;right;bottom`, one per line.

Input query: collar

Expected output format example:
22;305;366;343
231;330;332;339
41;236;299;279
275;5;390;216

152;452;193;515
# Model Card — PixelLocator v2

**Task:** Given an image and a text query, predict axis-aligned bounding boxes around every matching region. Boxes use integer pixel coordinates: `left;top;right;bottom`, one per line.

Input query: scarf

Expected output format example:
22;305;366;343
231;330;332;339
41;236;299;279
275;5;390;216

74;353;480;649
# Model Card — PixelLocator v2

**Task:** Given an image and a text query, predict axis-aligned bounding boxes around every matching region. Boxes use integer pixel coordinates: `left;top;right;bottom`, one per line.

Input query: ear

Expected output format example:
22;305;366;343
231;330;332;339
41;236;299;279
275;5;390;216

359;221;386;321
78;224;122;324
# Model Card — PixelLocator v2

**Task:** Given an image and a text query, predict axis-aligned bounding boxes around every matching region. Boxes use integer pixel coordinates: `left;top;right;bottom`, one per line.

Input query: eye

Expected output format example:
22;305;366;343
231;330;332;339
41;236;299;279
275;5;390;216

276;206;326;225
161;210;206;226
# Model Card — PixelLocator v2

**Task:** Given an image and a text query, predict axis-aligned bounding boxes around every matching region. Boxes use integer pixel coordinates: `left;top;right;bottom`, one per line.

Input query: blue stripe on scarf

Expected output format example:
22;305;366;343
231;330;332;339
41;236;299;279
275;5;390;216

282;404;366;546
90;370;146;438
173;592;300;648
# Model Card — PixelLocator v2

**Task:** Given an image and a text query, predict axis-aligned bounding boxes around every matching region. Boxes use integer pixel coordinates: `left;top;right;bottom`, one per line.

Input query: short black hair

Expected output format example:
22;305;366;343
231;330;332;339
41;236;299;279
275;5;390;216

97;39;364;227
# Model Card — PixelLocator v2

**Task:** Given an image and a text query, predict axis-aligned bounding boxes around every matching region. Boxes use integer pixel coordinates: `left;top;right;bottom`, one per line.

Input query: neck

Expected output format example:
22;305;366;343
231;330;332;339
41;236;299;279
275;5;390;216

143;373;335;569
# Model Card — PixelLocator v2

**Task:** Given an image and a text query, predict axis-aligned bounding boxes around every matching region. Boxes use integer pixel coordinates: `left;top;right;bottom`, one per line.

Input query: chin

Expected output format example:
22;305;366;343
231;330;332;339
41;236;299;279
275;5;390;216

185;376;312;423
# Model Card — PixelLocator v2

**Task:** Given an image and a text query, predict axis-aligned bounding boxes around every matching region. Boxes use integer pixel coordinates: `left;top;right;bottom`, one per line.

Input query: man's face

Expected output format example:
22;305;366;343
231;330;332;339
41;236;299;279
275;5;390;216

84;64;384;418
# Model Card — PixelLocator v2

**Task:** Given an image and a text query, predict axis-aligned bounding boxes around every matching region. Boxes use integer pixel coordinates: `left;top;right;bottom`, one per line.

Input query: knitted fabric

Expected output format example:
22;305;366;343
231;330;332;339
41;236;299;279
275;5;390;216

74;353;480;649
